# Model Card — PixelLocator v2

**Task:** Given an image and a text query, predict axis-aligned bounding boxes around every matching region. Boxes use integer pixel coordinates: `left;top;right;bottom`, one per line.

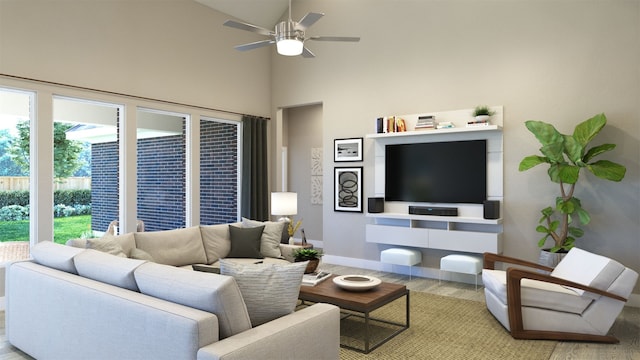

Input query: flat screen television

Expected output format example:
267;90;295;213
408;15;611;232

385;140;487;204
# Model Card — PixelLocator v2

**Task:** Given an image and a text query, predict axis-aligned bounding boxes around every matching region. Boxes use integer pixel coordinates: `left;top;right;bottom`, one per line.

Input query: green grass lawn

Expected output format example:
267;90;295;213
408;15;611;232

0;215;91;244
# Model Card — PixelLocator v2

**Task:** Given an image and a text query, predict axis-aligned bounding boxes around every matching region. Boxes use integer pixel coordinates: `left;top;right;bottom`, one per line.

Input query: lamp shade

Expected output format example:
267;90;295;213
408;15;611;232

271;192;298;216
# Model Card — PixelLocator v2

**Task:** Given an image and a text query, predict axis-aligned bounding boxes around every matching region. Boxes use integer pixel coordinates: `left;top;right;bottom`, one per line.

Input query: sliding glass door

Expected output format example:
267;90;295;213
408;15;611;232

0;88;33;251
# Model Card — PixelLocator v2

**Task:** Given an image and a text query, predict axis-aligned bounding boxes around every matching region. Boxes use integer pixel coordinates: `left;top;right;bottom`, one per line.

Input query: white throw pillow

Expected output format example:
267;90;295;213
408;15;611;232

220;259;307;326
241;218;285;259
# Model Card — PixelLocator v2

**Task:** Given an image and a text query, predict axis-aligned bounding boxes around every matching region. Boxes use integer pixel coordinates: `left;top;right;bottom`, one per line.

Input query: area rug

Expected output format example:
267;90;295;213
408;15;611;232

339;291;557;359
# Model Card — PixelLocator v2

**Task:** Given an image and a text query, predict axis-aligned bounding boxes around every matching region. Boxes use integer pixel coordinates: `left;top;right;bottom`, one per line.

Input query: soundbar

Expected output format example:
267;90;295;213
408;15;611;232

409;206;458;216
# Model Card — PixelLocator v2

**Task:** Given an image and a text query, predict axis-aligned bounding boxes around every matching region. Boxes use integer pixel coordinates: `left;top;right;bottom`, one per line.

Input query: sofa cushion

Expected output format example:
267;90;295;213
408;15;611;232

227;225;264;259
130;248;155;261
74;249;147;291
134;262;252;339
242;218;285;259
482;269;593;314
220;259;307;326
85;237;127;258
31;241;85;274
551;247;625;298
200;223;236;264
134;227;207;266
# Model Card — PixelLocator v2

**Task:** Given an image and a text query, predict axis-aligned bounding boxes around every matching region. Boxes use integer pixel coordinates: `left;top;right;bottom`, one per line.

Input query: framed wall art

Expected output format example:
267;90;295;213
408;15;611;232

334;166;363;212
334;137;363;162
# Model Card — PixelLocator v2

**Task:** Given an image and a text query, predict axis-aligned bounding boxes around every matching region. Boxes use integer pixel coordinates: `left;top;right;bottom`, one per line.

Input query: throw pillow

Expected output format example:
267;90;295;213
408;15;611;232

219;259;307;326
86;237;127;257
241;218;285;259
227;225;265;259
129;248;155;262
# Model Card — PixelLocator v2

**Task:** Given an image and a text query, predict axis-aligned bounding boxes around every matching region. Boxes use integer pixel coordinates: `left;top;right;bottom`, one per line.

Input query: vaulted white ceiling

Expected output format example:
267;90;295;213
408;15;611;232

194;0;290;29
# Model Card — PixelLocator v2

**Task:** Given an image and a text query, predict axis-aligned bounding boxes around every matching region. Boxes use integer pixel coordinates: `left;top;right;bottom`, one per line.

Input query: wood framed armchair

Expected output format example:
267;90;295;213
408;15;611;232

482;248;638;343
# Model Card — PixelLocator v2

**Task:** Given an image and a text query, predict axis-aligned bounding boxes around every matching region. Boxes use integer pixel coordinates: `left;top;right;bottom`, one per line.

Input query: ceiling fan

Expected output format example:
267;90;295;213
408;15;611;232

223;0;360;58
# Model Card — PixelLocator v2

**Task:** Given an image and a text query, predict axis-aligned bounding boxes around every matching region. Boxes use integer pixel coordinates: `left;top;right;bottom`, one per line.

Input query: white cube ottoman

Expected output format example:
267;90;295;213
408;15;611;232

381;248;422;280
439;254;483;290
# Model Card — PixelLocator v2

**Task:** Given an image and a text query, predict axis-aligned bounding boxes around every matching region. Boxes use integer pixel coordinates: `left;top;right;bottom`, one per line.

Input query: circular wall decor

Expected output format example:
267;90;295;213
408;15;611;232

332;275;381;291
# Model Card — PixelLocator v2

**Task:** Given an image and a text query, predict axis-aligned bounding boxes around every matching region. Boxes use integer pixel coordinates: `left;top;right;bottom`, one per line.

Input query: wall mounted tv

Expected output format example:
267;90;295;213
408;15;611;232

385;140;487;204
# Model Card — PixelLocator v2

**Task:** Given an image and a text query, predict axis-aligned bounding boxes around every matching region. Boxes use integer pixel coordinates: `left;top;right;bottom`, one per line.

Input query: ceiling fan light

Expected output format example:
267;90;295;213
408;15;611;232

277;39;303;56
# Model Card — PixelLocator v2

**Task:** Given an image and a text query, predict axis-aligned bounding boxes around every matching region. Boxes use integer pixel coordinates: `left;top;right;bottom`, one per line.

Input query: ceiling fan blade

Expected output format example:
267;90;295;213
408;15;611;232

235;40;275;52
309;36;360;42
302;47;316;58
296;12;324;30
223;20;273;37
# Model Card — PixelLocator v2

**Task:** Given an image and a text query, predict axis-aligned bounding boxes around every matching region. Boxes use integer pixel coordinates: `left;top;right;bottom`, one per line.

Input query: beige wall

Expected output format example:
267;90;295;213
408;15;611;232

0;0;271;117
271;0;640;293
285;105;323;242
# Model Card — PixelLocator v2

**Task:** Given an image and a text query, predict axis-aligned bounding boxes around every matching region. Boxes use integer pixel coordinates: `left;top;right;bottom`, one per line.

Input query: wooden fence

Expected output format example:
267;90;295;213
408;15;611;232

0;177;91;191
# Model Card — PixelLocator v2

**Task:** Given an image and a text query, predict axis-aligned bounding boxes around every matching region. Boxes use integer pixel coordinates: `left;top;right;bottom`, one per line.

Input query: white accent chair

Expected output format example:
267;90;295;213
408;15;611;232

482;247;638;343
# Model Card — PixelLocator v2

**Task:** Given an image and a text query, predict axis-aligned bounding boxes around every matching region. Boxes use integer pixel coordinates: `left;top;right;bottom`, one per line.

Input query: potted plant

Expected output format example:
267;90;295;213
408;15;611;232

518;113;626;264
292;248;323;274
472;105;495;122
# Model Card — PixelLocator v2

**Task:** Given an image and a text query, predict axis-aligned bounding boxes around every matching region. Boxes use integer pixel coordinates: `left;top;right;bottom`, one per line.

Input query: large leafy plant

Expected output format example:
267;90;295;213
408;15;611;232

519;113;626;253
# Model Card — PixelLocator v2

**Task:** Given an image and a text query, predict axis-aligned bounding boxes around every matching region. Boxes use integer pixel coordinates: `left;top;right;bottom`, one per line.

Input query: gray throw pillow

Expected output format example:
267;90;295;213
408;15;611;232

220;259;307;326
227;225;264;258
241;218;285;259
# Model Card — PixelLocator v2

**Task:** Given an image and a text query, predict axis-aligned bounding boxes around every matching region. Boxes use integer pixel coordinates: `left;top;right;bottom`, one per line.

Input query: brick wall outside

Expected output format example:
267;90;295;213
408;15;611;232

91;119;238;233
91;142;119;233
137;132;186;232
200;120;238;225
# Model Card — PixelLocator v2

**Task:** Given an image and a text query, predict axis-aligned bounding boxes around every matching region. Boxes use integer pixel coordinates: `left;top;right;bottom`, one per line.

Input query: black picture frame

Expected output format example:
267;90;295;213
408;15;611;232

334;167;363;212
334;137;363;162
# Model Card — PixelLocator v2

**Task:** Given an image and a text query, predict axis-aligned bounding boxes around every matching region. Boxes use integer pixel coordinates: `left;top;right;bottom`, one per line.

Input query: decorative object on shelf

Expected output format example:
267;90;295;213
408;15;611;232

334;137;363;162
292;248;323;273
334;167;363;212
332;275;381;291
519;113;626;254
471;105;495;122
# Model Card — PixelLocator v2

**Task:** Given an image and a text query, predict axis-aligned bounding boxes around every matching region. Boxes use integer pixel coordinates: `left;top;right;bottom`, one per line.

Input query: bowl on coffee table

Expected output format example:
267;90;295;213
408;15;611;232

332;275;381;291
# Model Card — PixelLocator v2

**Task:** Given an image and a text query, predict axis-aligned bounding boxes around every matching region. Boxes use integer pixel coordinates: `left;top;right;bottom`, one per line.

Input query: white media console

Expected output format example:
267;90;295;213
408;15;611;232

365;107;504;254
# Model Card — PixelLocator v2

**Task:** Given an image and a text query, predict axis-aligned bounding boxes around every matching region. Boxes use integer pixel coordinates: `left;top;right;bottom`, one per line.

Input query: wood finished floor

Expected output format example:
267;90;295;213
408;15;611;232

1;263;638;359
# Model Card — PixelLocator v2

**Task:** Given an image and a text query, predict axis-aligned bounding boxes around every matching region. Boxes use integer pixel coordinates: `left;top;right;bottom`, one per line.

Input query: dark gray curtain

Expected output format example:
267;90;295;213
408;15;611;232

241;115;269;220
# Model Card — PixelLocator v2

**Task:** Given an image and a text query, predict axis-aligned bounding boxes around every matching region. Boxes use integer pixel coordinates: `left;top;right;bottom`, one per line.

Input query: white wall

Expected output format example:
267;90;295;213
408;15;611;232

271;0;640;293
0;0;271;117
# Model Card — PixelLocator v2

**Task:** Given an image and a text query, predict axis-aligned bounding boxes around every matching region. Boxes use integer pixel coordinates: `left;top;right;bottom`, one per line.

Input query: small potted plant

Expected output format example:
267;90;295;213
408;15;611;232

292;248;323;273
472;105;495;122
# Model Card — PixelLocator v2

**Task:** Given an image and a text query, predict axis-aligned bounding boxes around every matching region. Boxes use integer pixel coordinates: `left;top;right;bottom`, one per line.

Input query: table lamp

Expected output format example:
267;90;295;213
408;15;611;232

271;192;298;222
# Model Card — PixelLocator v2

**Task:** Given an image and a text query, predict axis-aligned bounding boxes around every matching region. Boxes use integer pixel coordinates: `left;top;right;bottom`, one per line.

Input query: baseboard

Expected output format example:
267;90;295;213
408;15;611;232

322;254;640;308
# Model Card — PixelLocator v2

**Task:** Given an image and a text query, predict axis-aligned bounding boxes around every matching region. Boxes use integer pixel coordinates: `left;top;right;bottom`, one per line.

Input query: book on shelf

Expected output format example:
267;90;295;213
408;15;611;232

301;271;332;286
466;121;491;127
415;115;436;130
437;121;455;129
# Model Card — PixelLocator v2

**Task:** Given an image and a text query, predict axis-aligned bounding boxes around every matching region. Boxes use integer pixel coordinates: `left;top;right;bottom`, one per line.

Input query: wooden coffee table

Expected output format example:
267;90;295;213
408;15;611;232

298;275;409;353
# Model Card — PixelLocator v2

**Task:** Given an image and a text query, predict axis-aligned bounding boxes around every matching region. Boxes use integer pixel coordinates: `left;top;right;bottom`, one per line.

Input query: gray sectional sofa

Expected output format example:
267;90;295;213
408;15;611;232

5;221;340;360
